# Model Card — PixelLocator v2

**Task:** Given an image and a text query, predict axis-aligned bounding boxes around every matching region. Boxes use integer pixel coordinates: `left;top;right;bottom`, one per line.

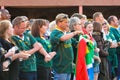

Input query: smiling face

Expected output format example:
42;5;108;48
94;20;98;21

102;22;110;32
85;23;93;34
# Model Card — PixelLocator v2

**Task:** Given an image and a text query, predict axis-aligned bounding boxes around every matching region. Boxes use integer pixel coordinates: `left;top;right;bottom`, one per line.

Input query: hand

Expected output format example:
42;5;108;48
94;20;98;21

44;54;52;62
3;60;10;70
5;51;14;58
95;48;100;53
18;51;31;60
110;42;118;48
49;51;56;59
74;30;84;35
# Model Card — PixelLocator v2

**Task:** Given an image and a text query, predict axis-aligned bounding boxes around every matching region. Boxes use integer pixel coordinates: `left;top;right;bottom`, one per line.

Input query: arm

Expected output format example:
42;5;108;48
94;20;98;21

11;51;30;61
24;42;41;55
60;31;83;41
93;55;101;63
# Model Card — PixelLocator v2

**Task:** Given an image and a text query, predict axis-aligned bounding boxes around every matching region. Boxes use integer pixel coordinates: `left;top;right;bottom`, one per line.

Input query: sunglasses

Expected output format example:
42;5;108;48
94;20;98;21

102;22;107;26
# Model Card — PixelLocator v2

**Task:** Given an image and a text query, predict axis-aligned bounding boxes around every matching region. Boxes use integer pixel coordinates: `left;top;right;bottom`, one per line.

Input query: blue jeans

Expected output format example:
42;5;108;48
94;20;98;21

53;70;71;80
118;76;120;80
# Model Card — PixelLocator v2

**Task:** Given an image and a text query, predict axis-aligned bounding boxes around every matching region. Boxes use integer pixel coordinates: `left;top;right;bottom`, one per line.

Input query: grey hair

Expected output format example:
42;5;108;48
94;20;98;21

69;17;80;31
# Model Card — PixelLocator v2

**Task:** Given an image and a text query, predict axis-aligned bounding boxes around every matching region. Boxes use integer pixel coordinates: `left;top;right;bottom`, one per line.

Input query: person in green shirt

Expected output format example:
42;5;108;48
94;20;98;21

11;16;52;80
31;19;56;80
107;15;120;80
50;13;82;80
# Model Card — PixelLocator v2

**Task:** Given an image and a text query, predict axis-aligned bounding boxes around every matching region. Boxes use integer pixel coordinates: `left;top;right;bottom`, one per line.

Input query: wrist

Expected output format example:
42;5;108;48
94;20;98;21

72;32;76;36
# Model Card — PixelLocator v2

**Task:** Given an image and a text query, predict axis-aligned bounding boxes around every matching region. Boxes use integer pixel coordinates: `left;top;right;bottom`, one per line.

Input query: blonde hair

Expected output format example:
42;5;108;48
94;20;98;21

0;20;11;38
55;13;68;24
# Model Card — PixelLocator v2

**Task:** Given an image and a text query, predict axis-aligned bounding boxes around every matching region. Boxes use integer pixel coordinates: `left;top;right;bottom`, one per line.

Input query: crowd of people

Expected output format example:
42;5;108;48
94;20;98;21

0;8;120;80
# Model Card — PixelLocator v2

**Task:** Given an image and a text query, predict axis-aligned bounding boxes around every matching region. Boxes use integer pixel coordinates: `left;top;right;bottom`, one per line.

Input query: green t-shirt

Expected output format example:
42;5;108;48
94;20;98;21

110;27;120;52
35;37;52;68
50;29;74;73
11;33;37;72
93;40;100;67
105;32;118;67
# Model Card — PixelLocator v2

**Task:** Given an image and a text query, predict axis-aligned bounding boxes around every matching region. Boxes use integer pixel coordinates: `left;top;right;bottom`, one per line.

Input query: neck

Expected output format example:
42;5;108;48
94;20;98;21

56;25;65;32
40;32;44;37
5;36;10;42
14;31;23;38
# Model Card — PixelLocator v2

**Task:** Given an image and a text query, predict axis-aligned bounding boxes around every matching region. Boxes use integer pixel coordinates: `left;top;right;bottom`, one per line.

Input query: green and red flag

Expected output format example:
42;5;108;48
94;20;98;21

76;36;89;80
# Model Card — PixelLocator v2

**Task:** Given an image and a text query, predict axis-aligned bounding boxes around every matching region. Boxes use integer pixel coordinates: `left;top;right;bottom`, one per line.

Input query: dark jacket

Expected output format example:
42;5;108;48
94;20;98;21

92;32;110;80
0;38;19;80
92;32;109;57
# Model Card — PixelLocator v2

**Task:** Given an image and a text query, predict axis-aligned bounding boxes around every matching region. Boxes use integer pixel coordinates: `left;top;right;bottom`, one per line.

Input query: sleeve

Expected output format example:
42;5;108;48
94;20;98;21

27;33;37;45
71;38;78;48
0;43;6;62
50;30;63;51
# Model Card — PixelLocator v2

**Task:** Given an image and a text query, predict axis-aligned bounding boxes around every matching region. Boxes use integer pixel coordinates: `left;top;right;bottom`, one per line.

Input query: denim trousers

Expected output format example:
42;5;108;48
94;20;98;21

53;70;71;80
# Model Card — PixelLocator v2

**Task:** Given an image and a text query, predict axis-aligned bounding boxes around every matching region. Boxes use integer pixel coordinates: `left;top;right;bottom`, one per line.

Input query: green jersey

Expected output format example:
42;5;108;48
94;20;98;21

11;33;37;72
35;37;52;67
50;29;74;73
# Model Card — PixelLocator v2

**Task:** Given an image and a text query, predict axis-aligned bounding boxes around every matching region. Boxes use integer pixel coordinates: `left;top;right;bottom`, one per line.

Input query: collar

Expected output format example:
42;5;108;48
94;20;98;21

110;25;118;28
55;25;65;33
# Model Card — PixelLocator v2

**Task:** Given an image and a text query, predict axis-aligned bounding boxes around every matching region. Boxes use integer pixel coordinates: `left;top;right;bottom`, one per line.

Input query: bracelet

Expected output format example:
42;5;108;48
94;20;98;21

5;57;12;63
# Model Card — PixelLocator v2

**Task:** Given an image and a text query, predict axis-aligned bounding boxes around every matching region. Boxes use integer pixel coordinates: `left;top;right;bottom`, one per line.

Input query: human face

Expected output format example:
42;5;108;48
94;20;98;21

81;17;87;27
15;21;27;36
102;22;109;31
74;21;82;31
85;23;93;34
97;14;104;24
59;19;69;31
39;25;48;35
113;16;119;27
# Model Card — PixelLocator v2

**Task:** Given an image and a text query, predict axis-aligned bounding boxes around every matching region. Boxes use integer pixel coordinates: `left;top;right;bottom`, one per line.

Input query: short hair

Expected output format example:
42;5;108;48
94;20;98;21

71;13;83;19
55;13;69;24
0;9;9;14
93;12;102;21
0;20;11;38
69;17;80;31
107;15;115;24
0;9;10;20
12;16;28;27
31;19;47;37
